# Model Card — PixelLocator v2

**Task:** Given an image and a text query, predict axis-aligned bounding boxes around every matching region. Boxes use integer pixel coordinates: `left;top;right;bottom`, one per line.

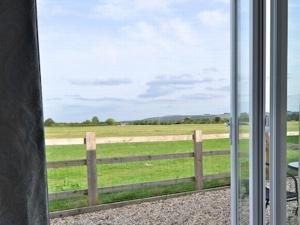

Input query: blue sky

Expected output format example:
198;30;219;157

37;0;230;122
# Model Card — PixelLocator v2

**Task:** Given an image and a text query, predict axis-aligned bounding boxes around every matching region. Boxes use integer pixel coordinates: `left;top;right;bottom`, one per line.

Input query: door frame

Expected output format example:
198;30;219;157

231;0;266;224
270;0;288;224
250;0;266;224
230;0;238;224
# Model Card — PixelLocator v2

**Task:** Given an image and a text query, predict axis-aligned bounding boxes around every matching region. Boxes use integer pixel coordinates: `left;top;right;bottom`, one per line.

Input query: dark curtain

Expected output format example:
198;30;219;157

0;0;49;224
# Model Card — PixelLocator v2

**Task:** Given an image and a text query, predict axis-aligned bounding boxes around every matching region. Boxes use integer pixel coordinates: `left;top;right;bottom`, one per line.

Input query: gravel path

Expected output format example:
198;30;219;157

51;189;231;225
51;186;299;225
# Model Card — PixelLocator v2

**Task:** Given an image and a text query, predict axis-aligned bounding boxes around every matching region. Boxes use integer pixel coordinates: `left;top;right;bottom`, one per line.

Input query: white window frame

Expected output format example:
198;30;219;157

270;0;288;224
231;0;266;224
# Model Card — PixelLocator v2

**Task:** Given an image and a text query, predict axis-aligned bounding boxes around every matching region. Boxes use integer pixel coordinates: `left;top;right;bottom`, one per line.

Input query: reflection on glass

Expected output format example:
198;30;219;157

287;1;300;224
237;0;250;223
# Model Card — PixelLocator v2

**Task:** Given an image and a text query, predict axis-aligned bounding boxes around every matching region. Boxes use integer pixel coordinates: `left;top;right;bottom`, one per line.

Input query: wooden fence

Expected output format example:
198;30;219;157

47;130;231;206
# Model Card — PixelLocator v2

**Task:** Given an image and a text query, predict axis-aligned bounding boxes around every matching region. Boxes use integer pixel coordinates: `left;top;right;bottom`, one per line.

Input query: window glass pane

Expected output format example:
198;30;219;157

237;0;251;223
287;1;300;223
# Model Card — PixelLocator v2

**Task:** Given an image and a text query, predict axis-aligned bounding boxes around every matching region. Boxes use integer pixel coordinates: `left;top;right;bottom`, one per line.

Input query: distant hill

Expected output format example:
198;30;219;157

139;113;230;123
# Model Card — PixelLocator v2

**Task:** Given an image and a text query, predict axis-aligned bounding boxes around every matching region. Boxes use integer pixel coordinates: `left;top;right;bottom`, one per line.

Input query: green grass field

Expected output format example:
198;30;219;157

45;124;231;138
46;123;299;211
45;122;299;138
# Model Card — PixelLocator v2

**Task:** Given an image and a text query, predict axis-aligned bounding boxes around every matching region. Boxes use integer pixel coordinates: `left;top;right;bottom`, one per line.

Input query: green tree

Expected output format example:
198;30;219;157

82;120;91;125
183;117;192;124
44;118;55;127
91;116;100;124
214;116;221;123
105;118;116;125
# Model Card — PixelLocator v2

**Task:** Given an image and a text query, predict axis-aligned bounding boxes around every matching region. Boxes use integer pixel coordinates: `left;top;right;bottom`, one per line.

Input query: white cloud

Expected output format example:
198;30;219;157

122;18;200;48
94;1;131;20
214;0;229;3
92;0;187;20
134;0;170;11
121;21;173;49
162;18;199;45
197;10;228;27
93;0;169;20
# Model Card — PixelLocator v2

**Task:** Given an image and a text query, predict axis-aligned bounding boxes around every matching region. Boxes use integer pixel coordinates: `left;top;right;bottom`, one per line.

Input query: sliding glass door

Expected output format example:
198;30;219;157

285;0;300;223
232;0;265;224
232;0;299;224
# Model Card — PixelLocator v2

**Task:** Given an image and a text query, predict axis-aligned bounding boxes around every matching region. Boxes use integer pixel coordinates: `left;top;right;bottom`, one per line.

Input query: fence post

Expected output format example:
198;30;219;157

85;132;98;206
193;130;203;190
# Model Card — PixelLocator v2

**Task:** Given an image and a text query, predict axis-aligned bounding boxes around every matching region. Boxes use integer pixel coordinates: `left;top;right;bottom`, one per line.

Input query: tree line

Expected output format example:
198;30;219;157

129;117;229;125
44;116;116;127
288;112;299;121
44;116;228;127
44;112;299;127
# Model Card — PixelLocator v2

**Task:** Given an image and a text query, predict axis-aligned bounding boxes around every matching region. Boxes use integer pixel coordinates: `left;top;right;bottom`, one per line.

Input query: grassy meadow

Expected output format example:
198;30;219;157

45;123;231;138
46;122;299;211
45;122;299;138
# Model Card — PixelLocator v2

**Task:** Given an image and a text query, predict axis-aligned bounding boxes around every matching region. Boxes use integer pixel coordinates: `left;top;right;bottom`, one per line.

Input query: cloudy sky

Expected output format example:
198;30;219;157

288;1;300;112
37;0;230;122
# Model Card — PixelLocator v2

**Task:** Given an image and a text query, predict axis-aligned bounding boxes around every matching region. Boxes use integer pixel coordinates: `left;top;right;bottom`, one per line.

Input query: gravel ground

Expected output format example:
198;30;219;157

51;185;299;225
51;189;231;225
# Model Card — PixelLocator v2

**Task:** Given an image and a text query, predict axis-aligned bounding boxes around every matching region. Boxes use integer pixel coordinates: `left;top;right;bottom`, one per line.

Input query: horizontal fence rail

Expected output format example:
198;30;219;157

49;189;88;201
47;159;87;168
48;177;196;201
48;172;231;201
99;177;195;193
203;150;230;156
96;152;194;164
47;151;231;169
